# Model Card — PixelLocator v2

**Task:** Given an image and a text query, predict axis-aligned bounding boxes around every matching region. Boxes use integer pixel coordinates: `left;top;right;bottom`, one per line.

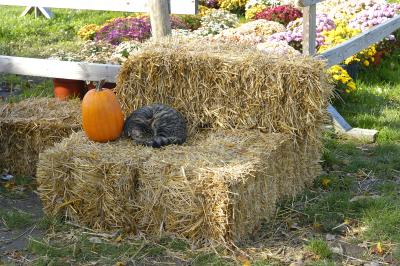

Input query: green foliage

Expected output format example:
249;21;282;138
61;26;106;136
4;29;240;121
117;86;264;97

309;260;336;266
336;49;400;144
26;235;236;265
361;196;400;243
394;246;400;261
295;49;400;263
0;175;35;199
0;7;130;57
178;14;202;30
306;239;333;259
322;135;400;179
0;74;54;103
191;252;235;266
0;209;34;229
36;216;71;232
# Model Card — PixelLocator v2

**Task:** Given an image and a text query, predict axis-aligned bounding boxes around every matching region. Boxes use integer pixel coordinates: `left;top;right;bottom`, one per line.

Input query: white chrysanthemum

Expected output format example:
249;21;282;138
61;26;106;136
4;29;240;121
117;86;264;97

193;9;239;36
111;41;142;63
245;0;282;10
257;41;301;56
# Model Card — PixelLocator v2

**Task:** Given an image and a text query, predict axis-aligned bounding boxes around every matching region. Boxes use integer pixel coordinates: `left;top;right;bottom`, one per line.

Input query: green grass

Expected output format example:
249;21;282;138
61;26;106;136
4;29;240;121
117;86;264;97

0;209;35;229
0;7;131;57
0;175;35;199
7;50;400;264
0;74;54;103
1;7;399;264
336;49;400;144
306;239;333;259
26;235;236;265
36;216;72;232
362;195;400;243
0;7;202;58
295;49;400;259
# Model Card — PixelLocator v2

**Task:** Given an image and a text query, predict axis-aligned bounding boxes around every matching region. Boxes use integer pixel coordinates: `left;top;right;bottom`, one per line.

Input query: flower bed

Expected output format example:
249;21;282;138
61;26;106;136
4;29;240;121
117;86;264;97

45;0;400;95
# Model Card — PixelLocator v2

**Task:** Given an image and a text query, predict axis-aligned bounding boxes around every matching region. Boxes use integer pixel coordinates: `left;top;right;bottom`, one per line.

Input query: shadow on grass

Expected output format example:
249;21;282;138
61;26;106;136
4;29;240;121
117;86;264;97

332;57;400;143
323;133;400;178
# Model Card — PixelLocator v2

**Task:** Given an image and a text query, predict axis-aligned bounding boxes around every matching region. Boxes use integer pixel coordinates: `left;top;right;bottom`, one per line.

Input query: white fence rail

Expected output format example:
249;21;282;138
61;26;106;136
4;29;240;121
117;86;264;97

0;0;198;82
297;0;400;141
0;56;120;82
0;0;198;14
319;15;400;67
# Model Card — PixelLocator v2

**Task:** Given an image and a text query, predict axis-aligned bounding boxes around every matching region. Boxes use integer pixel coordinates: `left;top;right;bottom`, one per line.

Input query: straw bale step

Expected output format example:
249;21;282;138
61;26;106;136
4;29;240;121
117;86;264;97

116;39;333;141
0;98;81;177
37;130;321;245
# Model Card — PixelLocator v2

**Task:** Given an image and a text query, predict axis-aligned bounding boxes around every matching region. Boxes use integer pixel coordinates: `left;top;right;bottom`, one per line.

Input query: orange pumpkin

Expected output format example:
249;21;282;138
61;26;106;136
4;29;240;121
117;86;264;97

53;78;85;100
81;80;124;142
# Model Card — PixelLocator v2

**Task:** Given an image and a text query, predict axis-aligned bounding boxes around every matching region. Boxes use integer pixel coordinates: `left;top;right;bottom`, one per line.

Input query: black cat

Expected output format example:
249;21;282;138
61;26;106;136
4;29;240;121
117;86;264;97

123;104;187;148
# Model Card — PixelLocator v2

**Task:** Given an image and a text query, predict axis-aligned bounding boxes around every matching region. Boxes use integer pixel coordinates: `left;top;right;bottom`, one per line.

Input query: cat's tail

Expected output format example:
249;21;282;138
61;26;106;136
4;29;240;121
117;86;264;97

150;136;183;148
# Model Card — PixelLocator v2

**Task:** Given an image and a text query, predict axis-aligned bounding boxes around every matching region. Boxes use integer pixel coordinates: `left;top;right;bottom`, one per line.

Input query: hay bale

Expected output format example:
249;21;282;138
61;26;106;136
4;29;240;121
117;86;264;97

37;130;321;245
116;39;332;141
0;98;81;177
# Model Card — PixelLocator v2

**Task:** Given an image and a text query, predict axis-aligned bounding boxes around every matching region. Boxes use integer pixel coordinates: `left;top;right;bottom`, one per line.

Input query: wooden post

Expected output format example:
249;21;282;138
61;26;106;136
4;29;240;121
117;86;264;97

302;4;316;55
148;0;171;40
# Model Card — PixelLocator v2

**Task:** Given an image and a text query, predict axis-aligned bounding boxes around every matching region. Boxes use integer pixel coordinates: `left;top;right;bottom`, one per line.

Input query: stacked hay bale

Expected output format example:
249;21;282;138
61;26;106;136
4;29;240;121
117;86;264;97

0;98;81;177
37;130;321;244
36;39;332;245
115;39;332;198
116;39;331;142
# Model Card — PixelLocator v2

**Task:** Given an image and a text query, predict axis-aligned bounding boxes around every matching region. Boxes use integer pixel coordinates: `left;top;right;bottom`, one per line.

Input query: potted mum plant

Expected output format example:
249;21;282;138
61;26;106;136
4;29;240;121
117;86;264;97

53;78;85;101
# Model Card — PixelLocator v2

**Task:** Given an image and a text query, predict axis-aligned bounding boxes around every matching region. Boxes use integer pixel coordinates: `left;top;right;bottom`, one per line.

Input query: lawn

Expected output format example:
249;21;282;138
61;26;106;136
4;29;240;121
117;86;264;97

0;6;131;58
0;6;399;266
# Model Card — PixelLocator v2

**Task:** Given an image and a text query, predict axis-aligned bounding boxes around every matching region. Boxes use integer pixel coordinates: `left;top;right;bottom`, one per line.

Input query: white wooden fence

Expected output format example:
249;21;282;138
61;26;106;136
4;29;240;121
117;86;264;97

299;0;400;140
0;0;198;81
0;0;198;15
1;0;399;140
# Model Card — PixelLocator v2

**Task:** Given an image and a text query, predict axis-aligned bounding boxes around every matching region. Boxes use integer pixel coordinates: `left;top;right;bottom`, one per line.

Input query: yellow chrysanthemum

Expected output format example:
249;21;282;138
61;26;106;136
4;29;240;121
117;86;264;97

219;0;248;12
348;82;356;90
77;24;100;40
318;20;376;66
199;5;215;16
245;4;267;20
327;65;357;93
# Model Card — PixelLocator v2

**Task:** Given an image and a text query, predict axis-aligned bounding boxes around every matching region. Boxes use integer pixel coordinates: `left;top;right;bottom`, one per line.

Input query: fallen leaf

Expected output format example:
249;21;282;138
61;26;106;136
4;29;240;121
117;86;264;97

114;235;123;243
242;260;251;266
4;181;15;189
313;222;323;231
237;255;251;266
372;242;385;255
321;178;331;188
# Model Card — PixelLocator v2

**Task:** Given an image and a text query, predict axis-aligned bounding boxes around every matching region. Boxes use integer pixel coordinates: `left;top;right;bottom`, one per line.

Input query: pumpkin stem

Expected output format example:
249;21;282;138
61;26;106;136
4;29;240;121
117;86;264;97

96;79;107;91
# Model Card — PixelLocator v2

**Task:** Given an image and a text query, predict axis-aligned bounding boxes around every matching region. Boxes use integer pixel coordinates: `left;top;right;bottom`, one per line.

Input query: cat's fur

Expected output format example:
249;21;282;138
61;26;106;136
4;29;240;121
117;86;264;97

123;104;187;148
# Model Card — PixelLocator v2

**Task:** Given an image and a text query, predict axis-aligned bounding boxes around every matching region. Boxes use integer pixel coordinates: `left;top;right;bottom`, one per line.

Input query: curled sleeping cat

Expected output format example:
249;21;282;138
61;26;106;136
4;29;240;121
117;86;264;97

123;104;187;148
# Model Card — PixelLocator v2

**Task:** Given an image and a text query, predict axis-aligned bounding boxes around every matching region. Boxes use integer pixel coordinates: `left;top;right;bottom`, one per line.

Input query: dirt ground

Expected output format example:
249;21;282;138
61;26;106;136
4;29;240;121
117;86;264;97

0;189;44;264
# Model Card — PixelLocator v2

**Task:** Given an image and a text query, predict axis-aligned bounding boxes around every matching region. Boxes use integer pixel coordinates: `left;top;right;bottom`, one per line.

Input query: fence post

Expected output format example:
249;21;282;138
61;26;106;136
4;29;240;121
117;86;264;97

149;0;172;40
302;4;316;55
